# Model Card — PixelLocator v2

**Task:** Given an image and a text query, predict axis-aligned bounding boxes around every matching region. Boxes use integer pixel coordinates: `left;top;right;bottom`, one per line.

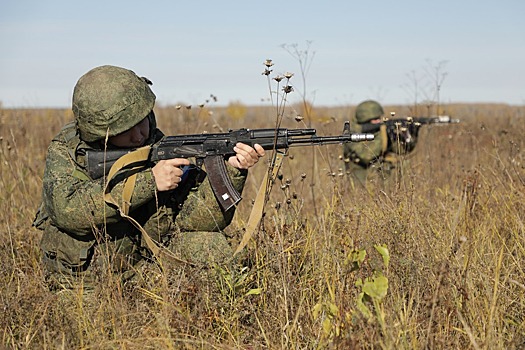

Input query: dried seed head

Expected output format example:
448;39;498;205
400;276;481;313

199;103;205;108
273;76;283;83
295;115;304;122
284;72;294;79
262;69;272;76
300;173;307;179
186;105;192;110
283;85;293;94
175;105;182;110
264;59;274;68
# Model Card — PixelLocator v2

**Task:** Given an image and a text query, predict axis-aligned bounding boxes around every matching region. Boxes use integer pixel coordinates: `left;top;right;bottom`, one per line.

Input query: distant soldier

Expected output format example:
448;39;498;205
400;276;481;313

343;100;417;189
33;65;265;291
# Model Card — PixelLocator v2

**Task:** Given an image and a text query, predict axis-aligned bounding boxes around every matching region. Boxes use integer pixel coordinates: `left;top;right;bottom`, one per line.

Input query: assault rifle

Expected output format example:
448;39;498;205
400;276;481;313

86;122;374;211
361;115;460;153
361;115;460;134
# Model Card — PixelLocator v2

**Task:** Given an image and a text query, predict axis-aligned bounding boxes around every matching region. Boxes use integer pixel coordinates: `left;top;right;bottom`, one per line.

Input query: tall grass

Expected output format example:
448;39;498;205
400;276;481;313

1;103;524;349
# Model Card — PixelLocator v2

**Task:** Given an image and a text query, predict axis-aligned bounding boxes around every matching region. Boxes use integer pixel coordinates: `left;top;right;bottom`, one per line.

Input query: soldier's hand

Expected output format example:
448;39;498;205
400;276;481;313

228;143;265;169
152;158;191;191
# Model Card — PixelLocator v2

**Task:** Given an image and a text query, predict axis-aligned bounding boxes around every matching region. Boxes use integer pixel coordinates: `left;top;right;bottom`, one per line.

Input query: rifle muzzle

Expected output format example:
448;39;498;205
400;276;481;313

351;133;375;141
437;116;460;123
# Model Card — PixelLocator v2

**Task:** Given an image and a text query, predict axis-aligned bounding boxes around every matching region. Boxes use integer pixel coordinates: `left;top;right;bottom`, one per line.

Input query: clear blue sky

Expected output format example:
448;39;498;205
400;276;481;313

1;0;524;108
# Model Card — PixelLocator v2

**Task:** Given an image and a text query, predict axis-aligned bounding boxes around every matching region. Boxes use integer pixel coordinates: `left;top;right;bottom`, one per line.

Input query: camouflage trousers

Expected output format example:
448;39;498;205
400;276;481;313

345;158;409;192
43;230;235;292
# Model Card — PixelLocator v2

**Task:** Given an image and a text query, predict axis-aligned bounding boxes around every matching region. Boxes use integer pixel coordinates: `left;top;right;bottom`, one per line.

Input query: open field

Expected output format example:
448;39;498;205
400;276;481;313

1;103;524;349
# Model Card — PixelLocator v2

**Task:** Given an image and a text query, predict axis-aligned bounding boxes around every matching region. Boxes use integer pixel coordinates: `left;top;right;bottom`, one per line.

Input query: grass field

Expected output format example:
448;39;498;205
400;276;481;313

1;102;524;349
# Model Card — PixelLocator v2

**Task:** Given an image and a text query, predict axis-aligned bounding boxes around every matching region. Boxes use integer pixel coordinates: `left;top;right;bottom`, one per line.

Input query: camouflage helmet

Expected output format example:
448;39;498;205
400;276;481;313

73;65;156;142
355;100;384;124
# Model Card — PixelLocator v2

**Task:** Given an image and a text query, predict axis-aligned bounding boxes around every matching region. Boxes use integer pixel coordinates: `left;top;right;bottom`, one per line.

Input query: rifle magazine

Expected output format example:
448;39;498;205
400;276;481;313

203;156;242;212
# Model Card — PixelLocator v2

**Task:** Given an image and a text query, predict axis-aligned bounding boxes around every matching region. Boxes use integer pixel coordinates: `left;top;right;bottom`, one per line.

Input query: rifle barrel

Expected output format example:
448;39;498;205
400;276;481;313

287;133;374;146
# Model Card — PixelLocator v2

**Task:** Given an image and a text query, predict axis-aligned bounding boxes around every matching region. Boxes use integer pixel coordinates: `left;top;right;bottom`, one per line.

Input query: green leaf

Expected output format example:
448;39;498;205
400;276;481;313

345;249;367;271
374;244;390;268
328;302;339;316
245;288;262;296
322;317;332;335
356;292;372;318
362;274;388;300
352;249;367;264
312;302;323;319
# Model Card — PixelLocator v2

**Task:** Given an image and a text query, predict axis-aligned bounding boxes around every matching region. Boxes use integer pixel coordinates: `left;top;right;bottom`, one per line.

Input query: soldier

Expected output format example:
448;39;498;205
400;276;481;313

343;100;417;189
32;65;265;291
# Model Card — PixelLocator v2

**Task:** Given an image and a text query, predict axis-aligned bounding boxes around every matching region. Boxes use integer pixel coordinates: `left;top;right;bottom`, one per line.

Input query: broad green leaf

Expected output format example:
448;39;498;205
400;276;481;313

356;292;372;318
352;249;367;264
312;303;323;319
374;244;390;268
245;288;262;296
328;302;339;316
345;249;367;270
322;317;332;335
362;274;388;300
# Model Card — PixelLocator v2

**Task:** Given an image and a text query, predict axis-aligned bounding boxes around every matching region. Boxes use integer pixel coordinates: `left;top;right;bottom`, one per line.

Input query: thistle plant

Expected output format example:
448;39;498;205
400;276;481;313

262;59;294;131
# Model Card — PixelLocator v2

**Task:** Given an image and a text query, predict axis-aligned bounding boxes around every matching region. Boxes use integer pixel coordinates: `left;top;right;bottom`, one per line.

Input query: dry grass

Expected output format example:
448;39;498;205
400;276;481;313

1;103;524;349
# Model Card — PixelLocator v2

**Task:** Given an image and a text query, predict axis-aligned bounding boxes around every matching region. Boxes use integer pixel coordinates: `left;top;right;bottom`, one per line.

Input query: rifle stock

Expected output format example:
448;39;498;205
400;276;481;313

86;121;374;211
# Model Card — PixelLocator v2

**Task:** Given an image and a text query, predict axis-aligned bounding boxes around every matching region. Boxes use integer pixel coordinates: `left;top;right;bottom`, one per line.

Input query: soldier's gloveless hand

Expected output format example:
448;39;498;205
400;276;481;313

152;158;191;191
227;143;265;169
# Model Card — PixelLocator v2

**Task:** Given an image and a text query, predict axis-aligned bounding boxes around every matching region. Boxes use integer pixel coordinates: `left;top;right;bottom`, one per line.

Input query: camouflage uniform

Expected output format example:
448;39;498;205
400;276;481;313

343;100;408;189
33;66;247;290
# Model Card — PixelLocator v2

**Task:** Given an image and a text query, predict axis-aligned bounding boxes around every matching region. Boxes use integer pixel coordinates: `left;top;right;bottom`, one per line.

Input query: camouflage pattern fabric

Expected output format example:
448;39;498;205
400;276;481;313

343;114;400;189
34;121;247;290
355;100;384;124
73;65;156;142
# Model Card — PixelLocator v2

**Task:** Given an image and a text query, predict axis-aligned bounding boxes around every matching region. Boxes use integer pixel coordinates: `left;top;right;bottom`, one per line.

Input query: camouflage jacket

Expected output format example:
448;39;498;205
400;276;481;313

33;122;247;270
343;118;386;168
343;117;417;169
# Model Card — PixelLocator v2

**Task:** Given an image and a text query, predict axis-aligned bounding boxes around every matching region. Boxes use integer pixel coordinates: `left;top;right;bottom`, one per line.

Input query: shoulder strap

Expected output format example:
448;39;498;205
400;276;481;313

234;151;285;256
102;146;194;267
380;124;388;154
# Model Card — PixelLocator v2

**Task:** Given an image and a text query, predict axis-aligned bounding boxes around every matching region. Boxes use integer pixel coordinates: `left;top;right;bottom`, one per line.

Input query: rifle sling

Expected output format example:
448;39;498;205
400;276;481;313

234;151;284;256
103;146;193;267
380;124;388;154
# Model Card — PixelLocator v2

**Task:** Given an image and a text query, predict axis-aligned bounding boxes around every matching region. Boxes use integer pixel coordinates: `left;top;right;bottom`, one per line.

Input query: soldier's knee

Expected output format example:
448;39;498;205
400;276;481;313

169;231;233;267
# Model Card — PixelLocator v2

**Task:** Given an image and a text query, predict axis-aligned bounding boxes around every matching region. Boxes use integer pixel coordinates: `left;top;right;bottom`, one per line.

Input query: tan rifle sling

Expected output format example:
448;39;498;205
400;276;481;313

103;145;193;266
234;151;285;256
380;124;388;154
379;124;401;164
